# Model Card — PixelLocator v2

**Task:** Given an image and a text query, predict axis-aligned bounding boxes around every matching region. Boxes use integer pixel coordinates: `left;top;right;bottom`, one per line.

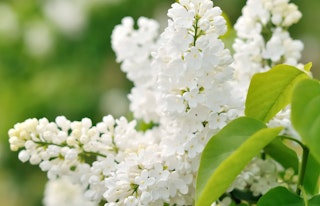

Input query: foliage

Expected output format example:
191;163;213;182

196;64;320;205
196;117;282;205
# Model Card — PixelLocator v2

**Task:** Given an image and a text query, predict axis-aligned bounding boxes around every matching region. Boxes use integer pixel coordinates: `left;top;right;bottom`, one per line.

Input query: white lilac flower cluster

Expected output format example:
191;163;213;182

9;115;156;204
232;0;304;98
43;177;96;206
111;16;161;123
231;0;305;138
8;0;304;205
226;0;303;200
230;158;297;196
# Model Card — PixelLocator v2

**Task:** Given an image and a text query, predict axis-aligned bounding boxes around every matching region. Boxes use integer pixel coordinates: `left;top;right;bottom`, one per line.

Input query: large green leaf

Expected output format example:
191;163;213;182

257;187;303;206
195;117;282;206
303;152;320;195
291;79;320;164
257;186;320;206
245;64;309;123
264;137;299;173
309;195;320;205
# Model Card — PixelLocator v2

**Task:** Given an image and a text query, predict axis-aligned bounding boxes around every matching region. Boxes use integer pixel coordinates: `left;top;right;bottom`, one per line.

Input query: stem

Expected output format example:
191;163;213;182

111;135;119;154
261;151;266;160
302;188;309;206
192;17;199;46
83;151;107;158
280;136;305;148
34;140;67;148
191;15;203;47
34;140;107;158
296;146;309;196
279;136;310;196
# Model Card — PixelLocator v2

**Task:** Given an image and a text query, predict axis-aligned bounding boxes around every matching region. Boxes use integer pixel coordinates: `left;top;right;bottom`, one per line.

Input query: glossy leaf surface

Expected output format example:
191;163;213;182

196;117;282;206
292;79;320;164
257;186;320;206
246;64;309;123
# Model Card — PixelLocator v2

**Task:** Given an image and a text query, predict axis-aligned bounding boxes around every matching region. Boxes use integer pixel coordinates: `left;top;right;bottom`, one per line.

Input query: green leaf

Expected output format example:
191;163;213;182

291;79;320;195
309;195;320;205
303;154;320;195
245;64;309;123
304;62;312;72
291;78;320;164
257;186;320;206
264;137;299;173
195;117;282;206
257;187;303;206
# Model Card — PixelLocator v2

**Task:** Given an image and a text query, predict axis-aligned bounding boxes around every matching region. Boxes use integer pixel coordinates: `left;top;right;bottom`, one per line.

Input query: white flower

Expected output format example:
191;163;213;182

56;116;71;131
182;88;204;108
135;170;156;191
18;150;30;162
263;30;285;61
43;177;97;206
112;16;159;84
219;197;232;206
184;47;202;70
185;137;204;158
111;16;160;123
232;0;304;99
123;196;139;206
208;112;228;130
230;158;281;196
167;3;194;29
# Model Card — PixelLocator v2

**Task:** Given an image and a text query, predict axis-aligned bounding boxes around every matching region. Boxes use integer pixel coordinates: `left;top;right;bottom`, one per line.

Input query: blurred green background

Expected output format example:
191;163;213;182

0;0;319;205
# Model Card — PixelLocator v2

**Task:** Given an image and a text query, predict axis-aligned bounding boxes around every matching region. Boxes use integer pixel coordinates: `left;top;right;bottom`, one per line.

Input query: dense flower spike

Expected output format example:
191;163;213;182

155;0;235;116
9;115;147;203
43;177;96;206
232;0;304;98
229;158;293;197
231;0;304;139
110;0;239;204
112;17;161;123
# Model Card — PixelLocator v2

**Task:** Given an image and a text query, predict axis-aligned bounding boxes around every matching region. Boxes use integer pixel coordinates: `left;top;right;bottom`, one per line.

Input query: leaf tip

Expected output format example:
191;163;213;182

304;62;312;72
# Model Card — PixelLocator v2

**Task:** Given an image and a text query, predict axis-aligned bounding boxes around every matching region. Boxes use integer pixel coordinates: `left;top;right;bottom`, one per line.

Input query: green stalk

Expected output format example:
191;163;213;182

192;16;199;47
280;136;310;196
296;146;309;196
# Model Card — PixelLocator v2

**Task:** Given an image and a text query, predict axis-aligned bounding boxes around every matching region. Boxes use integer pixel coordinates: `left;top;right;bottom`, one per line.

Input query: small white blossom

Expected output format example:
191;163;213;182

18;150;30;162
232;0;304;97
230;158;282;196
43;177;97;206
111;16;160;123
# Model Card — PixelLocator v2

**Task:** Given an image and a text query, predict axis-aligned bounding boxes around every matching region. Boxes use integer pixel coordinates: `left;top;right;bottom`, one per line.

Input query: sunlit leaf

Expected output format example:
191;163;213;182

304;62;312;72
303;153;320;195
196;117;282;206
257;187;303;206
292;78;320;164
291;78;320;195
257;186;320;206
245;64;309;123
309;195;320;205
